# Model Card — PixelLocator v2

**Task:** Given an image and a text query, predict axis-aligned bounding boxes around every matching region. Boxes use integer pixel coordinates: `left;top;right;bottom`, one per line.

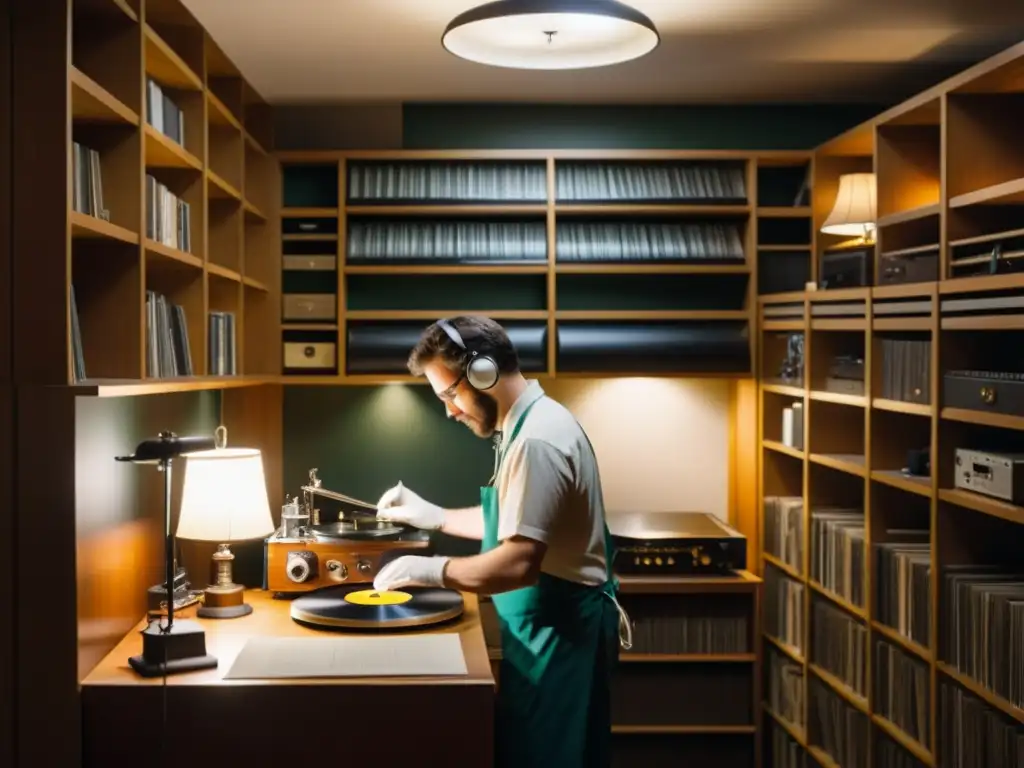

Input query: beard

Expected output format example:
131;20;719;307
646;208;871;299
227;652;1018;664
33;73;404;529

463;389;499;438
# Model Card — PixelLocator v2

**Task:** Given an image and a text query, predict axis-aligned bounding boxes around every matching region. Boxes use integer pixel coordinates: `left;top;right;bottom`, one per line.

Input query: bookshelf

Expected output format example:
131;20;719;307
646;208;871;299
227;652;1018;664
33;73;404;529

274;149;812;384
13;0;281;395
758;40;1024;768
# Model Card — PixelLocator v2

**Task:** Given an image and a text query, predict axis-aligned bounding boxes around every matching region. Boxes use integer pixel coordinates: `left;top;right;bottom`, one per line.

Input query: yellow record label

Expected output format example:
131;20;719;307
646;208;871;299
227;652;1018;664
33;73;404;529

344;589;413;606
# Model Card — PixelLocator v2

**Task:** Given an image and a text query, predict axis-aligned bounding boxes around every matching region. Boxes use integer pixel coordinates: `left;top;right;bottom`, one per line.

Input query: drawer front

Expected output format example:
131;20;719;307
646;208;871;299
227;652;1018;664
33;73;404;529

284;342;336;369
283;255;337;271
283;293;336;320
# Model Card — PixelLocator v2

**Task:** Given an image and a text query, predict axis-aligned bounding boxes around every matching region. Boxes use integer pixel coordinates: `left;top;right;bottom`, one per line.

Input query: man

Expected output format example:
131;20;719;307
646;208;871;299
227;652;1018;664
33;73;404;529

373;315;630;768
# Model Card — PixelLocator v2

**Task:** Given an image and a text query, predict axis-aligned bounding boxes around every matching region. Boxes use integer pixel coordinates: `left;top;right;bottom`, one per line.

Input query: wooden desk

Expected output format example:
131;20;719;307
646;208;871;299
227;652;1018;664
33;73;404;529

81;589;495;767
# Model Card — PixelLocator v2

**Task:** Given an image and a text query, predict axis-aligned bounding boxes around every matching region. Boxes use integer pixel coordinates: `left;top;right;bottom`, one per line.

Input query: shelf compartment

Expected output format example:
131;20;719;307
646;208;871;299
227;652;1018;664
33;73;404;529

936;417;1024;523
809;294;868;332
756;160;811;209
347;214;548;267
757;215;812;248
71;120;142;236
556;272;748;312
70;239;143;380
208;120;244;194
243;283;278;376
207;271;241;376
872;329;932;406
245;142;278;222
947;91;1024;203
282;328;338;377
871;470;932;499
71;2;142;118
617;592;755;656
808;327;866;397
142;24;202;91
761;327;804;389
283;162;340;208
346;273;547;313
345;320;548;376
555;158;747;206
764;644;806;733
872;636;932;755
758;248;811;296
875;122;941;221
145;167;205;262
555;214;747;266
762;389;806;449
809;595;868;703
349;159;548;205
70;68;139;126
610;730;755;764
948;217;1024;281
144;124;201;170
806;671;870;767
555;320;750;375
144;250;204;378
207;193;242;270
612;660;753;727
940;327;1024;422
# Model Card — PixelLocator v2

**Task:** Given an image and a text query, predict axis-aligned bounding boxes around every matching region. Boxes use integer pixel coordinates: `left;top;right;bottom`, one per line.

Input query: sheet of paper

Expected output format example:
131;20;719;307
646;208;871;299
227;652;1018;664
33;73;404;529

223;633;468;679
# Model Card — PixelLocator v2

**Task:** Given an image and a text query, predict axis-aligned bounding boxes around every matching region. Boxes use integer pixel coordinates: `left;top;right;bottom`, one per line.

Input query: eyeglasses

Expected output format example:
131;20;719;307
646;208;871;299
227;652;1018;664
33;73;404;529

438;373;465;402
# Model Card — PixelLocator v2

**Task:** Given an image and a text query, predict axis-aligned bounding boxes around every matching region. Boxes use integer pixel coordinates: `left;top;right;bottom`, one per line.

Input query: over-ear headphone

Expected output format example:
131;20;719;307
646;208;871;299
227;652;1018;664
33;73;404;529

436;318;500;391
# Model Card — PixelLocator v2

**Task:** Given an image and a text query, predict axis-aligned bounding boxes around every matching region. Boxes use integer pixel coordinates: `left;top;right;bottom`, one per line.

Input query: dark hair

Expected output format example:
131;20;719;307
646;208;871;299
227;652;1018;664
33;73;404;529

407;315;520;378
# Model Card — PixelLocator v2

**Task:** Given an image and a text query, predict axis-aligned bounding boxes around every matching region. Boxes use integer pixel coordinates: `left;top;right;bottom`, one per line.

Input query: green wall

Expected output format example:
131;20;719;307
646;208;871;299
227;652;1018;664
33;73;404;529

283;384;495;556
401;102;884;150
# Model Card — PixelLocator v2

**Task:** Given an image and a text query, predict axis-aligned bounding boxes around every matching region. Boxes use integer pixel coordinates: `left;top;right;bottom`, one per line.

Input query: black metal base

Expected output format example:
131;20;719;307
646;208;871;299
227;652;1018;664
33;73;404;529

128;618;218;678
198;602;252;619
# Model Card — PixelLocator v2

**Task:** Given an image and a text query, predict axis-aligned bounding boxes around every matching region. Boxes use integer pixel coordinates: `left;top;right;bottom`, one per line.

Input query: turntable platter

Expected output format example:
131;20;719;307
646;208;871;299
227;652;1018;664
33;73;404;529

311;518;406;540
291;584;464;630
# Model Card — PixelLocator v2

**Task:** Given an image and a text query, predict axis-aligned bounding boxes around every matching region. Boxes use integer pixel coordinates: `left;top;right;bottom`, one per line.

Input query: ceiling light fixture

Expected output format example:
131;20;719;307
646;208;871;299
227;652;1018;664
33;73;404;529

442;0;660;70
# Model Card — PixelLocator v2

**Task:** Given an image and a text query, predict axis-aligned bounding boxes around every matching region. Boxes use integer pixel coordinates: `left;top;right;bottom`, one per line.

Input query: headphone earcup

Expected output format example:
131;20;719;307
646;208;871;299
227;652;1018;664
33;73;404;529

466;354;500;390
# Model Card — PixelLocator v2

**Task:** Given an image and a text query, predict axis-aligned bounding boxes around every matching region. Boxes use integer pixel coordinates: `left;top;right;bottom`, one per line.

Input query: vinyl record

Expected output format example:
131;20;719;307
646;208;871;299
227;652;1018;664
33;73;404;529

310;518;406;540
290;584;464;630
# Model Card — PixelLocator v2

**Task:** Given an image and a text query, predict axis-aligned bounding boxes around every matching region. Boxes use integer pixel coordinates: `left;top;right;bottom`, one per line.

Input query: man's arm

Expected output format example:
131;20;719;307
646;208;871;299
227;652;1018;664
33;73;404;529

442;536;546;594
445;438;571;594
440;505;484;539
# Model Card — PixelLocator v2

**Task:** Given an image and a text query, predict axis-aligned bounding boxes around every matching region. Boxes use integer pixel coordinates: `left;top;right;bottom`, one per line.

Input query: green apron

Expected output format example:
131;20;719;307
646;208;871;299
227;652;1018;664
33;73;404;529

482;396;623;768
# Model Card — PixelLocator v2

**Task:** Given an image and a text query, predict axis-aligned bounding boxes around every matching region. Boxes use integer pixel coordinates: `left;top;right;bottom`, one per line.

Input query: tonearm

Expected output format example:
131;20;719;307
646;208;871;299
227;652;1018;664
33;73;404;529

300;468;376;525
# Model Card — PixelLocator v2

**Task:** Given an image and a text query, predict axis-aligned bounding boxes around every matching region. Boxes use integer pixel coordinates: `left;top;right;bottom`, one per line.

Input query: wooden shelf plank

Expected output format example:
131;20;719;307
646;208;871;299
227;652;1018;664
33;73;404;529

345;265;548;276
243;276;269;292
809;580;867;619
873;317;932;331
70;211;139;245
144;124;201;170
345;310;547;321
937;662;1024;725
875;202;941;227
207;169;242;201
618;653;756;663
871;715;934;766
761;383;805;397
949;176;1024;208
282;207;339;217
71;376;270;397
756;206;811;217
808;662;868;713
70;67;139;125
243;200;266;222
938;488;1024;525
758;244;811;251
871;470;932;498
809;453;866;477
939;272;1024;295
808;391;866;407
144;238;202;269
811;318;867;331
555;310;747;321
207;263;241;283
763;552;803;580
872;398;933;416
555;263;748;275
941;315;1024;330
556;203;749;216
759;291;808;304
762;319;805;331
942;407;1024;431
871;621;931;662
763;440;804;460
764;633;805;665
346;204;546;216
872;281;938;300
143;25;202;90
206;91;242;132
612;725;756;735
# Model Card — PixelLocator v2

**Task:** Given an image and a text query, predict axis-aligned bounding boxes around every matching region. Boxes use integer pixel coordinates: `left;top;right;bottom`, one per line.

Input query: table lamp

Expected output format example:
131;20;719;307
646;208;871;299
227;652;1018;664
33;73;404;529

820;172;877;244
176;426;274;619
115;431;219;678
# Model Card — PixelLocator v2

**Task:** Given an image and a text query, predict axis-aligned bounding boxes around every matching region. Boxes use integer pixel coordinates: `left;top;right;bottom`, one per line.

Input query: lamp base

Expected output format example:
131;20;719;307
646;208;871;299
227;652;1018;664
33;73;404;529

128;618;218;678
198;582;252;619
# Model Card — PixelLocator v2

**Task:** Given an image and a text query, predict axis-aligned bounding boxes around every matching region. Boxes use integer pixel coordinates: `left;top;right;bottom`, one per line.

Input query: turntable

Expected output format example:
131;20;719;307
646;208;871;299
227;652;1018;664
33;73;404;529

263;468;431;595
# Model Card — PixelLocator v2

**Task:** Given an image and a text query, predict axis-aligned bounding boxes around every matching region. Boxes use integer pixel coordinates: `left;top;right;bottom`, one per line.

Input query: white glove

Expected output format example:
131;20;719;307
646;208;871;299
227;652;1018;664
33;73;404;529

376;481;445;531
373;555;449;592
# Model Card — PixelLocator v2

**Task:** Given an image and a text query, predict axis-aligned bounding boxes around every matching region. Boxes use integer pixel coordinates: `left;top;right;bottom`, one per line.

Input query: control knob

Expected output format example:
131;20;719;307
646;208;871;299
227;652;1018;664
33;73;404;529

326;560;349;582
357;560;373;576
287;555;311;583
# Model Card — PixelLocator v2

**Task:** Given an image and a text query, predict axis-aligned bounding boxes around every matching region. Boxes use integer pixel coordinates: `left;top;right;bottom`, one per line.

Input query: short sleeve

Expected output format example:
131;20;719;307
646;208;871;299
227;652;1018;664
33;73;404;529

497;437;573;544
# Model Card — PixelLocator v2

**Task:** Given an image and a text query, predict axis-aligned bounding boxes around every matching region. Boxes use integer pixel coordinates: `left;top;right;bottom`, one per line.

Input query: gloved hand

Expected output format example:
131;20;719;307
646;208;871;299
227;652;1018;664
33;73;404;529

373;555;449;592
376;481;445;531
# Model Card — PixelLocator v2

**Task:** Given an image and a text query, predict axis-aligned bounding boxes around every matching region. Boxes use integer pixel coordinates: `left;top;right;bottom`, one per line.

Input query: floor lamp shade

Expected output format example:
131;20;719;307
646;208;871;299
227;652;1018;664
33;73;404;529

820;173;877;238
177;447;274;543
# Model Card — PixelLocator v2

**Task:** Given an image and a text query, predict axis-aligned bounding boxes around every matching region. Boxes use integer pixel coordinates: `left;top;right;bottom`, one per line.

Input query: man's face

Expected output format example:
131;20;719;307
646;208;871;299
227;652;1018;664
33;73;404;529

423;360;499;438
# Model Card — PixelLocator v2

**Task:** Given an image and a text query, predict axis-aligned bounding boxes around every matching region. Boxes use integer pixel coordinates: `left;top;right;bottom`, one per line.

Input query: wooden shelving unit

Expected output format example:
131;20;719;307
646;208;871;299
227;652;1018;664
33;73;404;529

757;40;1024;768
14;0;281;395
274;149;812;383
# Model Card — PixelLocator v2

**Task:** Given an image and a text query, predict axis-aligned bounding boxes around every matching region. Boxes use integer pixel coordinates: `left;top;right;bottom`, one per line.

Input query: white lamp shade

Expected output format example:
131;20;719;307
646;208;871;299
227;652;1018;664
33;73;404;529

176;447;274;543
442;0;660;70
821;173;877;237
